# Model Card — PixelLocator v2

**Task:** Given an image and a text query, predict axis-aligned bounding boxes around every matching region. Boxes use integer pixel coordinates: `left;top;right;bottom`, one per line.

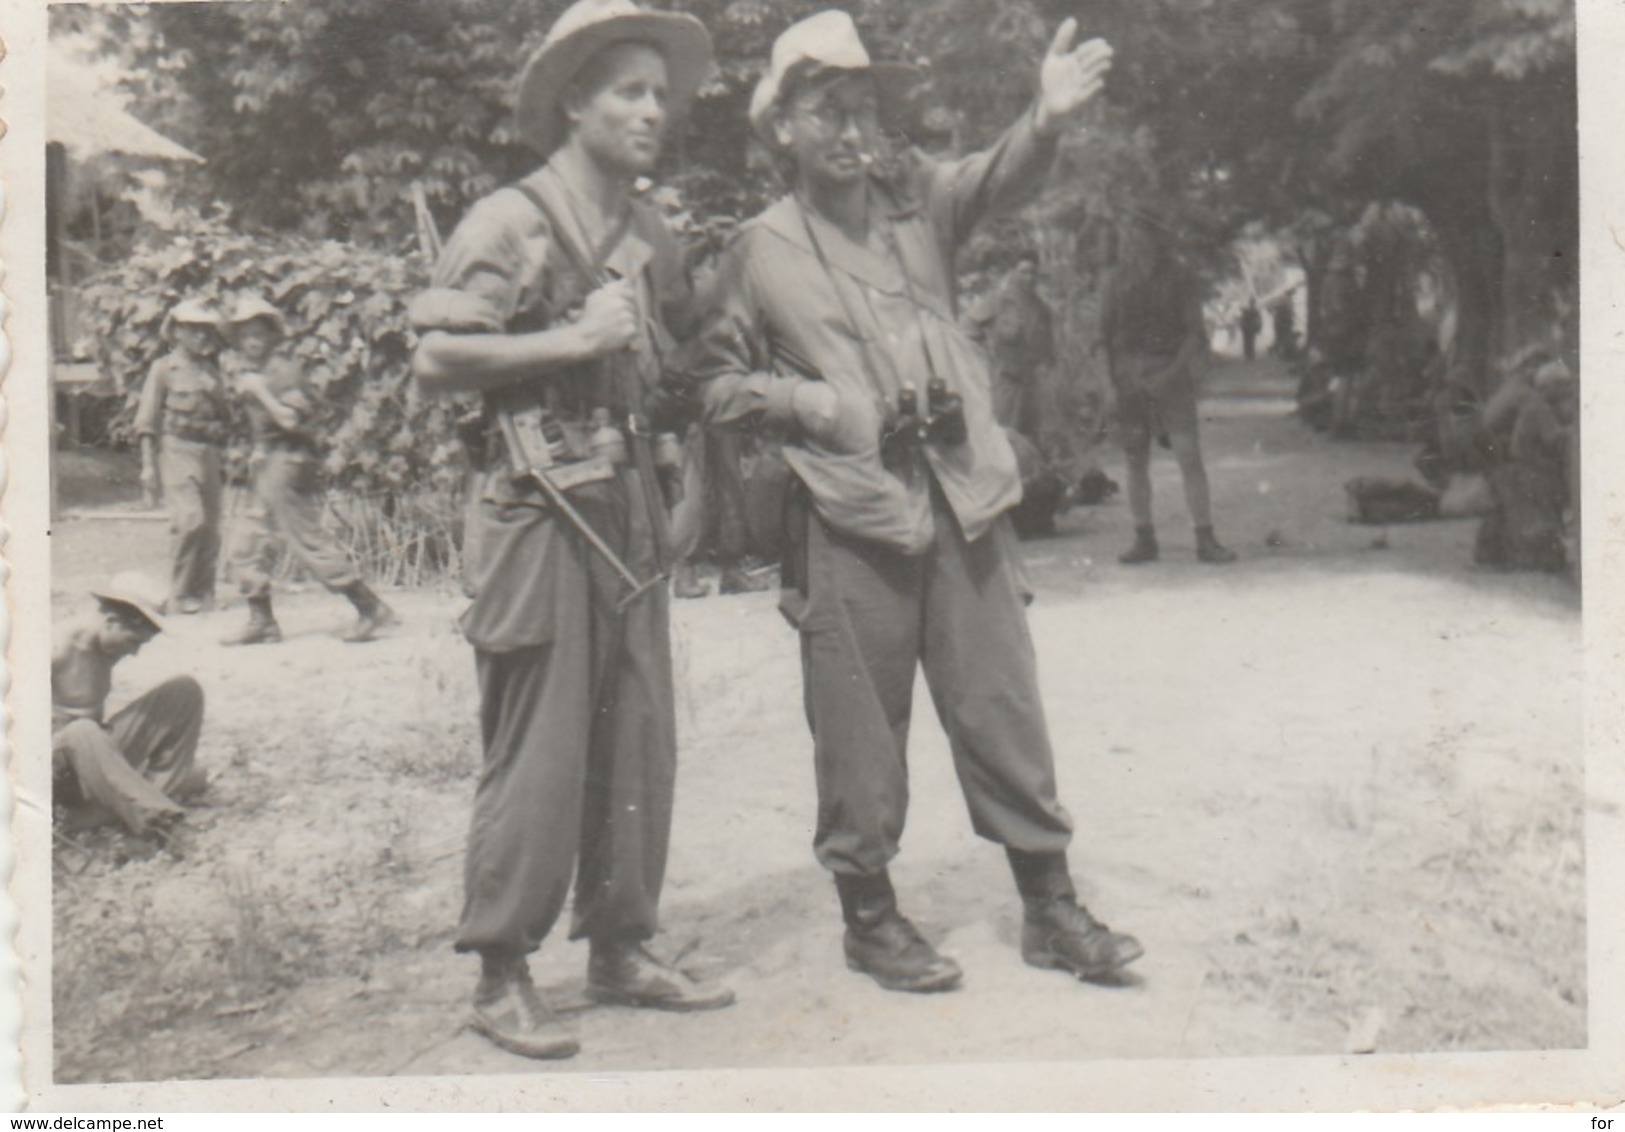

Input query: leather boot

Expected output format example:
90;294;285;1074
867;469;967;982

1118;525;1159;565
221;595;281;646
339;582;399;642
586;939;735;1012
1008;849;1143;983
469;950;579;1060
718;557;775;594
673;560;710;599
835;872;963;993
1195;525;1237;564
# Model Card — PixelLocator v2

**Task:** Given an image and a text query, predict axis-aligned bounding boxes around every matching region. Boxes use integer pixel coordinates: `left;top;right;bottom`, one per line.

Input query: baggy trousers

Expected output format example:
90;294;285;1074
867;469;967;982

52;676;205;835
798;488;1074;876
230;448;361;598
455;475;677;957
159;437;223;605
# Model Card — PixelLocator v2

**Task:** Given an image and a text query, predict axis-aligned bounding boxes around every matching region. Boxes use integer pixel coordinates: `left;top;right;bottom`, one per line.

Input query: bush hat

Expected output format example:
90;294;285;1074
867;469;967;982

226;295;288;334
166;299;221;335
91;572;168;634
516;0;714;157
749;9;921;142
170;299;219;325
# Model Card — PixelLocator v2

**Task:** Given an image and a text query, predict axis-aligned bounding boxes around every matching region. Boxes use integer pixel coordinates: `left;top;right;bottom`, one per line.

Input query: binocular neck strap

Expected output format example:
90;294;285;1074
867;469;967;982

876;218;952;393
794;195;912;401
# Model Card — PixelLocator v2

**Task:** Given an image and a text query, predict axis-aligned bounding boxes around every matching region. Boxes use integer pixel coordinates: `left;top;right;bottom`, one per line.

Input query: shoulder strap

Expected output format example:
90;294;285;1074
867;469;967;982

509;179;631;288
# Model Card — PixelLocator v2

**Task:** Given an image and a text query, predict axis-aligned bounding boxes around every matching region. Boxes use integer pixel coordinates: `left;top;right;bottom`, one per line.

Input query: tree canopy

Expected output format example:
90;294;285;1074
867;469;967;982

56;0;1576;394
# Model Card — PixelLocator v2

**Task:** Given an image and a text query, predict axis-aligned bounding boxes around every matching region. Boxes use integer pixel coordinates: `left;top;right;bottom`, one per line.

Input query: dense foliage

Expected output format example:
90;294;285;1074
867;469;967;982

77;216;457;499
57;0;1577;489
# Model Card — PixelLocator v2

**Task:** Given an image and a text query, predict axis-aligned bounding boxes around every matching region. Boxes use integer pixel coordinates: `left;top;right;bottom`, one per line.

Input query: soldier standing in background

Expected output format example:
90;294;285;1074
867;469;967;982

980;251;1054;441
1101;207;1237;566
1239;297;1261;361
135;299;229;614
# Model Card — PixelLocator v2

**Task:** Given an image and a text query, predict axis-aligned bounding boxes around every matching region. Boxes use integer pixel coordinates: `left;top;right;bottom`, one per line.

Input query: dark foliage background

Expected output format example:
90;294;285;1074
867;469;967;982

54;0;1577;499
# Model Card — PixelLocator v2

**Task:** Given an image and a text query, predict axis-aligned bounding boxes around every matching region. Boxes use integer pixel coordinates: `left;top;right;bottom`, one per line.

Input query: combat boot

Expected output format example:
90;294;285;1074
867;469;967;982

470;950;578;1060
339;582;399;643
1008;849;1143;983
836;871;963;993
586;939;736;1012
718;557;774;595
221;596;282;646
673;560;710;599
1195;525;1237;564
1118;525;1159;565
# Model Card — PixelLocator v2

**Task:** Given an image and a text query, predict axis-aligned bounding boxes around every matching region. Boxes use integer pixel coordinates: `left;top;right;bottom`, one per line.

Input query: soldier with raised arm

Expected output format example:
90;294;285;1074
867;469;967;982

692;11;1142;994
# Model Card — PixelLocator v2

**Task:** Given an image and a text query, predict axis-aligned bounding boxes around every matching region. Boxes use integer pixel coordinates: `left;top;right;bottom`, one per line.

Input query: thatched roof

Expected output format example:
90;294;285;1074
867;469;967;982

47;44;202;164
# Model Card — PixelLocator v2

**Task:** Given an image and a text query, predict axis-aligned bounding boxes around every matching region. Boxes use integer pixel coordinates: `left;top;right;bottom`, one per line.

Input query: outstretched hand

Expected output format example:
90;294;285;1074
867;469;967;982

1035;18;1113;135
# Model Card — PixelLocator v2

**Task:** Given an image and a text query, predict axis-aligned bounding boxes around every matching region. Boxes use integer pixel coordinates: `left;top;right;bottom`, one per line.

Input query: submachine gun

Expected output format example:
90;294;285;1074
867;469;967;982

412;180;667;612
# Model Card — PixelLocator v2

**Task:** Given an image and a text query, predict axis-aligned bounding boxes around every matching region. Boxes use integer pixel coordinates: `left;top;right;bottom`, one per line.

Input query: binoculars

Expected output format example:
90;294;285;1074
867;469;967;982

884;378;967;459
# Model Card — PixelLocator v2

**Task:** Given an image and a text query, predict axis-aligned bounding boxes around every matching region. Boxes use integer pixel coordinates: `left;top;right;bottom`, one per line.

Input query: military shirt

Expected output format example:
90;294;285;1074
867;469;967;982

691;108;1058;554
134;350;229;445
237;353;319;451
410;162;692;650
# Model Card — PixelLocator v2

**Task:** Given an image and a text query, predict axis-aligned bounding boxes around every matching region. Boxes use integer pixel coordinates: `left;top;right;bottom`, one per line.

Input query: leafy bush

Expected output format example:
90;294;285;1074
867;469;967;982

80;214;462;490
79;213;472;582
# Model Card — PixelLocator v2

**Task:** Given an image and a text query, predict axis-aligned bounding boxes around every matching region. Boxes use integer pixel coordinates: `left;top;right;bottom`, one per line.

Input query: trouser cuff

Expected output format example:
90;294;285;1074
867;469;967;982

1006;848;1076;904
834;870;897;927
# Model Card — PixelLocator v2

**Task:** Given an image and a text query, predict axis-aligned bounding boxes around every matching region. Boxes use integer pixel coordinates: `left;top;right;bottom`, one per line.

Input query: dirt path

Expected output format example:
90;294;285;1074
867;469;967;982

50;358;1586;1084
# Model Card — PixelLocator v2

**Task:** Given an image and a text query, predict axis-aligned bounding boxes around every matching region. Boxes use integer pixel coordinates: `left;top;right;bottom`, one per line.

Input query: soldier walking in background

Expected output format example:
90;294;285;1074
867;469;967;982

135;299;229;614
695;10;1141;995
220;296;398;645
410;0;734;1062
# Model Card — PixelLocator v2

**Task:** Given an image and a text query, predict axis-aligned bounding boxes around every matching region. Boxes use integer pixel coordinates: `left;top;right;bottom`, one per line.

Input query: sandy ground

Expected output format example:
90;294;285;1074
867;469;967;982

48;358;1586;1083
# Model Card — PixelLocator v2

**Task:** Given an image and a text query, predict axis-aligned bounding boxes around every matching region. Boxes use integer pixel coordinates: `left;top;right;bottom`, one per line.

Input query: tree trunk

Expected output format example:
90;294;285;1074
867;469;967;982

1423;197;1501;397
1485;70;1579;369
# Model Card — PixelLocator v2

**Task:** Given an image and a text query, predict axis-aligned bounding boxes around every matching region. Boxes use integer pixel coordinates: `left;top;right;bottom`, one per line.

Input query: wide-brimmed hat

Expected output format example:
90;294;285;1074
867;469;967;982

226;295;288;334
91;572;168;634
515;0;714;157
749;9;921;141
167;299;221;332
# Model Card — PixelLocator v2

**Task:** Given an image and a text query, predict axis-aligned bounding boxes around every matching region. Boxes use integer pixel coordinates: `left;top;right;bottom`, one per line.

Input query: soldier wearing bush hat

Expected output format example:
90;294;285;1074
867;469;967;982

692;10;1141;996
411;0;731;1061
220;295;398;646
134;298;229;614
53;571;208;840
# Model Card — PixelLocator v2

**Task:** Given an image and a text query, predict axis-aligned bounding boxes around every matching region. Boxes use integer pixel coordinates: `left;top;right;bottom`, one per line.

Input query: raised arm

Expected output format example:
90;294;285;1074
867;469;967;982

923;20;1113;245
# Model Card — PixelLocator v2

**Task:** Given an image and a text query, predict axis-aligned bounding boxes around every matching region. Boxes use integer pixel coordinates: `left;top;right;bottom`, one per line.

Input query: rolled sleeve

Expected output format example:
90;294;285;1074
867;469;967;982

412;190;542;336
407;288;507;335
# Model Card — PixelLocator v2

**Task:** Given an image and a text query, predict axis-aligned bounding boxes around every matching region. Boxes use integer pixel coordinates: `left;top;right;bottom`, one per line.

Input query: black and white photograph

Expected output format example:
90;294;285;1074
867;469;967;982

5;0;1624;1112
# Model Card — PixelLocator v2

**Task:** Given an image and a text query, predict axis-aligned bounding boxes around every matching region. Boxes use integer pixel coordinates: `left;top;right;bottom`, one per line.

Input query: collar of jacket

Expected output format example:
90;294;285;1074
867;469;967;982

754;181;953;323
519;163;657;284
